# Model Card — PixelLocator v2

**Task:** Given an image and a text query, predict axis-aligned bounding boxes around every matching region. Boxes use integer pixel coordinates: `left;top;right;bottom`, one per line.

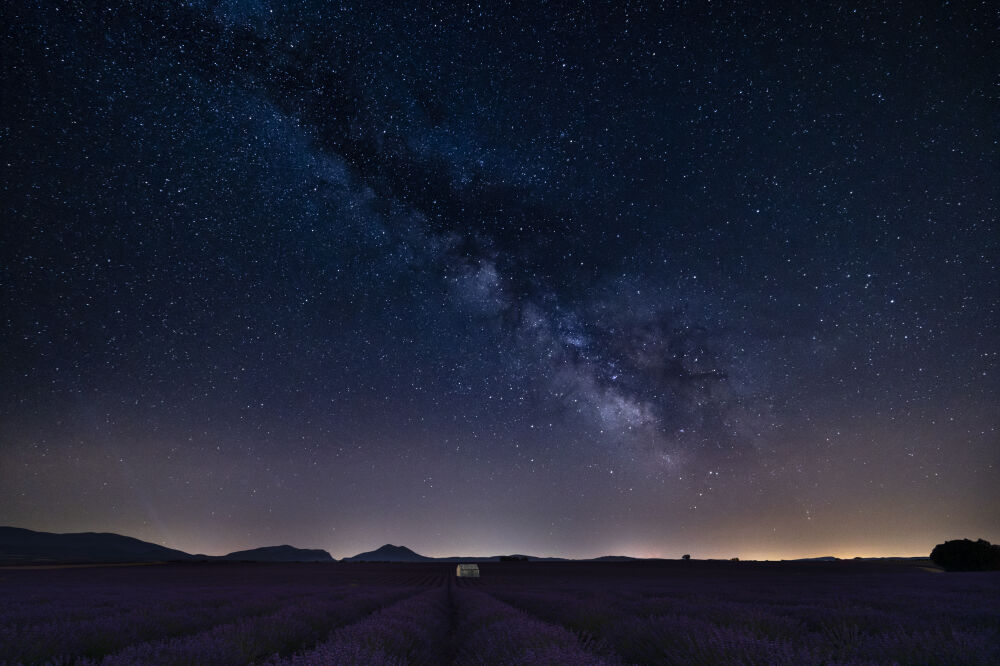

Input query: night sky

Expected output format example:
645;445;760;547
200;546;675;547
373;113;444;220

2;1;997;560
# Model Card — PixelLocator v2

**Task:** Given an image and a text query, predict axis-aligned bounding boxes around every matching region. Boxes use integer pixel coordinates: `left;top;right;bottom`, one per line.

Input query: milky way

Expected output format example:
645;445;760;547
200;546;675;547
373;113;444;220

1;1;996;559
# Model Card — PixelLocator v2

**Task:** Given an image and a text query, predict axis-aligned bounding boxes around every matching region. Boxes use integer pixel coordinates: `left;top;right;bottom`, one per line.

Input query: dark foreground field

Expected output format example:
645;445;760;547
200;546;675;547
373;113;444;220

1;559;997;665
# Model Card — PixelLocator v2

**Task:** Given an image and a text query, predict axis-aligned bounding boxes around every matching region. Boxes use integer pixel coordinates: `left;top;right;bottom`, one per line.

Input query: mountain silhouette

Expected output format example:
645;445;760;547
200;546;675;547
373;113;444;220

0;526;196;563
342;545;571;562
221;545;333;562
0;526;336;564
342;544;434;562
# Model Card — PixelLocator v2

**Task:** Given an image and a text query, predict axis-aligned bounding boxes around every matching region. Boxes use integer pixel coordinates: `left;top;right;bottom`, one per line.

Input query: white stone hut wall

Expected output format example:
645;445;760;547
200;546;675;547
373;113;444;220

456;563;480;577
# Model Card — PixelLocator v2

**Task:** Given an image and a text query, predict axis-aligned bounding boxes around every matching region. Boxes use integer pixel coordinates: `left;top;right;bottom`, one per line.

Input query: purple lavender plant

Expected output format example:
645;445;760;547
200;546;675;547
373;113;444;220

267;588;449;665
452;589;619;665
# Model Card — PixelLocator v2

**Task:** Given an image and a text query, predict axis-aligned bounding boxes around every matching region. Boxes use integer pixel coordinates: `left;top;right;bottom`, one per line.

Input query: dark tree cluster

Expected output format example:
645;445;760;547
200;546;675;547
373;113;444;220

930;539;1000;572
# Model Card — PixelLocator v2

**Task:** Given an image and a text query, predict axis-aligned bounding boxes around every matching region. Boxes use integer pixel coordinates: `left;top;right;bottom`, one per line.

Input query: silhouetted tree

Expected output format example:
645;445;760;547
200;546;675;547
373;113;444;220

930;538;1000;571
681;554;691;561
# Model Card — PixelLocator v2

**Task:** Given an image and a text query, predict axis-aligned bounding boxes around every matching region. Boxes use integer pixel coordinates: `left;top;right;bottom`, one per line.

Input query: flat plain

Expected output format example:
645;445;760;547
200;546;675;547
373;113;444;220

1;559;997;664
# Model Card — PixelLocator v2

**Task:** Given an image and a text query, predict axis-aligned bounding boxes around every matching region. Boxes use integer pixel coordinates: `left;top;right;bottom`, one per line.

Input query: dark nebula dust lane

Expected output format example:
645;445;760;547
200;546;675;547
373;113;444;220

1;1;996;559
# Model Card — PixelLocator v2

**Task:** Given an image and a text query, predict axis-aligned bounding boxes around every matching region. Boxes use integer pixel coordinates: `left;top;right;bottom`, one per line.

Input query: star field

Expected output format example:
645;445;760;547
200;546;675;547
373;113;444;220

1;1;997;559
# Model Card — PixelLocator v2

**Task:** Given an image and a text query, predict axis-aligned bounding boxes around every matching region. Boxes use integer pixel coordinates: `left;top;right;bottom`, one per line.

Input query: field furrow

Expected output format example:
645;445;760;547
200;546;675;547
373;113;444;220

485;579;1000;665
0;561;997;665
0;589;304;664
452;588;620;665
265;587;449;665
87;587;417;666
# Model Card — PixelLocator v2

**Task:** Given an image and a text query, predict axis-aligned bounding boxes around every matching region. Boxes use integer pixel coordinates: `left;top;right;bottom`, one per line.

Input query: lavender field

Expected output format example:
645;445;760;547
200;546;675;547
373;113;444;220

1;560;997;665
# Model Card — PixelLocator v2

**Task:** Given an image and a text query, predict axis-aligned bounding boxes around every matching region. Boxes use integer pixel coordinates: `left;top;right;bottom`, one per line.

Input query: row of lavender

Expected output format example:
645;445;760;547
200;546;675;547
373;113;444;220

3;562;998;664
3;579;622;664
267;586;616;665
480;571;1000;665
0;563;445;664
2;585;420;665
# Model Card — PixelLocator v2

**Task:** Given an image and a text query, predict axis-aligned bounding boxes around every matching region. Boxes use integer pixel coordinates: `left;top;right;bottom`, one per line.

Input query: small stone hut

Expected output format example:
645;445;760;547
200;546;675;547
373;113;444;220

456;563;480;577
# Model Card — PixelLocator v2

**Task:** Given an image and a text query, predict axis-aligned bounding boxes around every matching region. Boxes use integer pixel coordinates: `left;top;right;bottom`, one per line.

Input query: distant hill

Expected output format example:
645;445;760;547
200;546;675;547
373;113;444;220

5;526;923;566
0;527;337;564
221;545;333;562
342;545;572;563
0;526;195;564
436;554;569;562
343;544;434;562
